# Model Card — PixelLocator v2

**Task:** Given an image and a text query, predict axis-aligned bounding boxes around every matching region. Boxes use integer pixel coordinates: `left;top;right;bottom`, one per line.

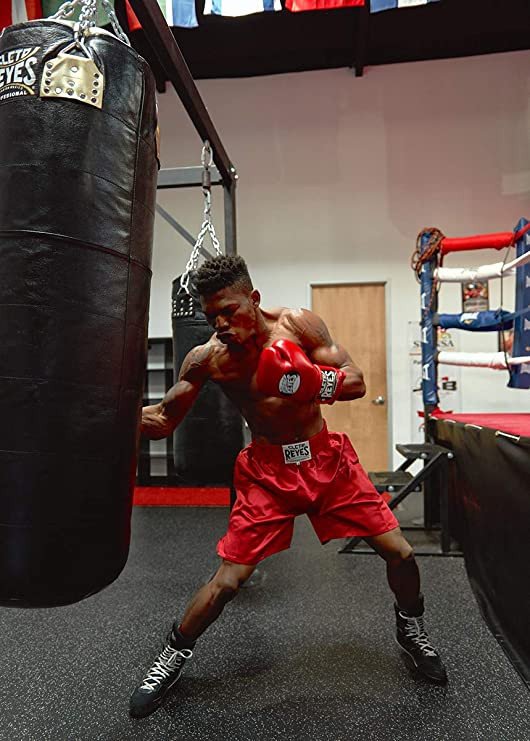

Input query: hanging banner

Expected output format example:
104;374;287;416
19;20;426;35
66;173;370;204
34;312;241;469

132;0;198;29
0;1;42;29
286;0;364;12
204;0;281;17
371;0;440;11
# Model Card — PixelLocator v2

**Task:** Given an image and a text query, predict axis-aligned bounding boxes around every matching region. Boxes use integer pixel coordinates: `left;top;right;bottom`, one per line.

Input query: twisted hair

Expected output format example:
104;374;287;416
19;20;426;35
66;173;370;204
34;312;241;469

194;255;253;296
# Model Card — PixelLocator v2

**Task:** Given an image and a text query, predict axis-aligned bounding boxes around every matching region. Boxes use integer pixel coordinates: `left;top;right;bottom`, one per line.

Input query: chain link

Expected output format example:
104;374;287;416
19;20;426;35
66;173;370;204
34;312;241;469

201;141;214;169
180;142;222;295
77;0;97;33
50;0;82;20
49;0;129;45
101;0;130;44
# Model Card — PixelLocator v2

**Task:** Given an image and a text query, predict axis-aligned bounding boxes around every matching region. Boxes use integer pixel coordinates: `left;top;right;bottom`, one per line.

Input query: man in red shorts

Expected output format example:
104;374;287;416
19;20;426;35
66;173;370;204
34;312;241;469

130;255;447;718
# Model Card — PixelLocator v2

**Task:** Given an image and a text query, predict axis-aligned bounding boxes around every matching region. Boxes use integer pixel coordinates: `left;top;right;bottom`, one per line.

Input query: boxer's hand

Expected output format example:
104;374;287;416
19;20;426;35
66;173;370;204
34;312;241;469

256;339;345;404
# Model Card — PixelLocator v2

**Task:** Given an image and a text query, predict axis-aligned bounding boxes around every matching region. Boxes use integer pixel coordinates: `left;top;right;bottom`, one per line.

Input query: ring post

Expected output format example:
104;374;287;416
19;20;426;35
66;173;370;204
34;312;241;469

509;217;530;389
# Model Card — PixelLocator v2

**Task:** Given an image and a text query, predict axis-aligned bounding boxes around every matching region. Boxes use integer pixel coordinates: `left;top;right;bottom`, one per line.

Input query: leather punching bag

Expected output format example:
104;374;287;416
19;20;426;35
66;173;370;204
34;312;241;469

0;20;158;606
172;276;243;486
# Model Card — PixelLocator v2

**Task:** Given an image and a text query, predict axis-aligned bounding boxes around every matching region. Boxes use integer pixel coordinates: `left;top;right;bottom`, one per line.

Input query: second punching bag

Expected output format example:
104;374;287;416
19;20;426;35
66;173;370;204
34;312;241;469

0;16;158;606
172;277;244;486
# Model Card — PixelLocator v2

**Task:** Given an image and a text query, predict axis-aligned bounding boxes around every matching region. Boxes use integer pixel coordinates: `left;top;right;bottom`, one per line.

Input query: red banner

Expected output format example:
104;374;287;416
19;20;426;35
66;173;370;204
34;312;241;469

286;0;364;10
0;1;42;29
125;0;142;31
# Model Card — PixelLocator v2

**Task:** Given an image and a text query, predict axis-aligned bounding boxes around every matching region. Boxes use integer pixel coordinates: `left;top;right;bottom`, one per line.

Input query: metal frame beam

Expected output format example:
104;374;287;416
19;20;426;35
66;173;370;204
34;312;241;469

155;204;214;260
121;0;238;254
353;0;370;78
126;0;237;189
157;166;223;190
156;167;237;255
223;181;237;257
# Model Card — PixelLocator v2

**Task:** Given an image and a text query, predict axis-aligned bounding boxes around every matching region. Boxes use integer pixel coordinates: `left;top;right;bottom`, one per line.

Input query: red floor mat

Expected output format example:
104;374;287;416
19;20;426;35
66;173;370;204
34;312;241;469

134;487;230;507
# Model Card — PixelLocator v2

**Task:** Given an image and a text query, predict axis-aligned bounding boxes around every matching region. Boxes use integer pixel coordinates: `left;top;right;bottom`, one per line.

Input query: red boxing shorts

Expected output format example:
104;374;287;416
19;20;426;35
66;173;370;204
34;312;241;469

217;423;399;565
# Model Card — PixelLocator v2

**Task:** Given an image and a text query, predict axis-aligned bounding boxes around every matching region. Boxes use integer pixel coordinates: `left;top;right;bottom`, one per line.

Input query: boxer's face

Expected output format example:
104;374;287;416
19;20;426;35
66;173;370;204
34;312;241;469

201;285;260;346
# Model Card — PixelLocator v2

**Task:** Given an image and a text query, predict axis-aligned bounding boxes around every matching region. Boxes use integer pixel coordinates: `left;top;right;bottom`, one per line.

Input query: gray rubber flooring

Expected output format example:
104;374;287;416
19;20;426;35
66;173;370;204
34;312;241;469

1;507;529;741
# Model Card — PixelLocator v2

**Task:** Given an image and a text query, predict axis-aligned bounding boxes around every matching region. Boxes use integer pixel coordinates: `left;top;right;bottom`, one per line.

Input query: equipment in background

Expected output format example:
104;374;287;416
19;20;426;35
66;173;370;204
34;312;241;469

412;219;530;407
171;143;243;486
344;219;530;559
0;0;158;606
411;220;530;685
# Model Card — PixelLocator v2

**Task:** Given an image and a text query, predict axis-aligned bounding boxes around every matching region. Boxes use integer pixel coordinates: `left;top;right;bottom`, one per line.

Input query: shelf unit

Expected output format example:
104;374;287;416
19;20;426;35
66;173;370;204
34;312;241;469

137;337;178;485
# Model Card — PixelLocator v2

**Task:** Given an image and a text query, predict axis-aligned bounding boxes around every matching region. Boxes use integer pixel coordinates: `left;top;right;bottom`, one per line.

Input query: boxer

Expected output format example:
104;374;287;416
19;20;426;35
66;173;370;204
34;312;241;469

130;255;447;718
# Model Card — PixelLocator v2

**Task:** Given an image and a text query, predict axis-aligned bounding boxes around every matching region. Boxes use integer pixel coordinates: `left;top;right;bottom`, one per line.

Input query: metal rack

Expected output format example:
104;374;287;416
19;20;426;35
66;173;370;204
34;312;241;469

137;338;177;485
119;0;238;254
340;442;461;557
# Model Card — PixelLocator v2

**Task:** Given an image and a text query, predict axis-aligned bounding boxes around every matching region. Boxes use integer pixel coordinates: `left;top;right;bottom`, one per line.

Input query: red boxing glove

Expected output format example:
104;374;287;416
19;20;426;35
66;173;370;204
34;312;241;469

256;339;345;404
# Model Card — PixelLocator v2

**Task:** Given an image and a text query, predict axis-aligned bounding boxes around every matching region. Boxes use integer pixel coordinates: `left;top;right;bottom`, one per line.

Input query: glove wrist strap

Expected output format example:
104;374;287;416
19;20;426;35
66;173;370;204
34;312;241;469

317;367;345;404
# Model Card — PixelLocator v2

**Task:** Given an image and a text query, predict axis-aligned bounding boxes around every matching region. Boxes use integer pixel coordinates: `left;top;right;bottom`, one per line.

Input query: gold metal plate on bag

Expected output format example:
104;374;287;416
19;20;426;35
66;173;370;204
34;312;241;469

40;52;104;109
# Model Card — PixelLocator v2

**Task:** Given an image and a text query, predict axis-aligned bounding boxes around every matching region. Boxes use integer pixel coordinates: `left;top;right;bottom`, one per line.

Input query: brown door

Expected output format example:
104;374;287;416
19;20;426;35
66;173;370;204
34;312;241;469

311;283;389;471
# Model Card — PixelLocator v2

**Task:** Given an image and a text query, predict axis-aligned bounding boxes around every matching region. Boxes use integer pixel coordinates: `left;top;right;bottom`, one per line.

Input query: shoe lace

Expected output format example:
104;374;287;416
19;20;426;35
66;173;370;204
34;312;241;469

402;614;437;657
140;646;193;691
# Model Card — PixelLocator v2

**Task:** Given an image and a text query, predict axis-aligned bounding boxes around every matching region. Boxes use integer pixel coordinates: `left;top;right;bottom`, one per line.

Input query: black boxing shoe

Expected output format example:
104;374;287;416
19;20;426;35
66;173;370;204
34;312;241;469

129;631;193;719
395;599;448;684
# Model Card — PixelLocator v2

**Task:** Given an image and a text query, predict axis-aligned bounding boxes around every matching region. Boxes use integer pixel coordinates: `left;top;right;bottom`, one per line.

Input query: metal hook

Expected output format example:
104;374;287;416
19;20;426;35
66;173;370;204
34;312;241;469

201;141;213;169
61;35;95;62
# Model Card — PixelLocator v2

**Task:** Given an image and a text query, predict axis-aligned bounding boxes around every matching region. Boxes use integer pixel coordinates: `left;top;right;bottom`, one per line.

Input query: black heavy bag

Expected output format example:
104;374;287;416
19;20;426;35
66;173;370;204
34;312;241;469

172;277;244;485
0;20;158;606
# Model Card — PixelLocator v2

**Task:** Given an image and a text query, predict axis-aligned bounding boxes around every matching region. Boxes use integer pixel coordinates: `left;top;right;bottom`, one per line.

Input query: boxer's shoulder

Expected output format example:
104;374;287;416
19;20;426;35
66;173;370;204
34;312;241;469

273;308;330;347
263;307;309;336
180;339;220;380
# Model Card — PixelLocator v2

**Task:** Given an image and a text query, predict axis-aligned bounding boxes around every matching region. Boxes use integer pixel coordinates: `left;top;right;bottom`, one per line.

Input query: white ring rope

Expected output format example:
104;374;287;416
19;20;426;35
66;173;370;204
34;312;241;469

438;351;530;370
435;250;530;283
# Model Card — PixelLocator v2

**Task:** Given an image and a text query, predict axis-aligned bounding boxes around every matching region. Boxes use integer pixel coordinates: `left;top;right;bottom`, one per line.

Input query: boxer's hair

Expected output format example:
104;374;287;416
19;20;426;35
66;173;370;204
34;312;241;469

195;255;253;296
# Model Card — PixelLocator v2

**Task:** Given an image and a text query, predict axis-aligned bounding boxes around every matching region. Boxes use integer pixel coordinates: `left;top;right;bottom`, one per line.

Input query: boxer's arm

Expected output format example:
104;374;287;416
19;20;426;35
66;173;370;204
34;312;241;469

287;309;366;400
141;344;212;440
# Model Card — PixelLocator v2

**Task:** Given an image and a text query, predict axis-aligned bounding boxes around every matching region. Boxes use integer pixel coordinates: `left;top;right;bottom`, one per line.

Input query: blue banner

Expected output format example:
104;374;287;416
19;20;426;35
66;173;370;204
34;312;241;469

371;0;440;12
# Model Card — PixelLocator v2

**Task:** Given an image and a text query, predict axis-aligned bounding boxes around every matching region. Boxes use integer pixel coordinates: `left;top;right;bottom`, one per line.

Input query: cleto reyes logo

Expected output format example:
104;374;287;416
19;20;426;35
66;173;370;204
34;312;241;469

0;46;40;100
319;369;338;400
282;441;312;465
279;372;300;395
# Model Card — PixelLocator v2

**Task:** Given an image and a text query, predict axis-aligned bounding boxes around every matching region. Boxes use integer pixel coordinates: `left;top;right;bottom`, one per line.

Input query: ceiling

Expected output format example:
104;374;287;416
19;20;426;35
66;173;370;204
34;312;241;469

126;0;530;88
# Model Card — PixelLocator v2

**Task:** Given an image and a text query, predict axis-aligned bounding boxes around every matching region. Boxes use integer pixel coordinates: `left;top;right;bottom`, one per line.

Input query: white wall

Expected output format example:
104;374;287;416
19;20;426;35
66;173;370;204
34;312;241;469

150;51;530;463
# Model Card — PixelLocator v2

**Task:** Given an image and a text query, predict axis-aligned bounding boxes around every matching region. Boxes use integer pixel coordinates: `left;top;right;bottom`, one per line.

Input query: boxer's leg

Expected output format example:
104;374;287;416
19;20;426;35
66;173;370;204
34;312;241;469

366;528;447;684
365;527;420;613
129;560;255;719
307;430;447;685
130;439;297;719
177;560;257;641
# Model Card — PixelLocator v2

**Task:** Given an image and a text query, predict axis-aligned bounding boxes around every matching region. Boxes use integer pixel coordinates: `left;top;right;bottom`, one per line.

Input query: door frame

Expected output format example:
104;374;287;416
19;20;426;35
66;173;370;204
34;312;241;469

308;279;394;467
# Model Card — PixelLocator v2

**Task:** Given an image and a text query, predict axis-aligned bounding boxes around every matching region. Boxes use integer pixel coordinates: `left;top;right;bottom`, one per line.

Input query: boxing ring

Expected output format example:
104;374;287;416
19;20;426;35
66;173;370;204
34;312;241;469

414;220;530;685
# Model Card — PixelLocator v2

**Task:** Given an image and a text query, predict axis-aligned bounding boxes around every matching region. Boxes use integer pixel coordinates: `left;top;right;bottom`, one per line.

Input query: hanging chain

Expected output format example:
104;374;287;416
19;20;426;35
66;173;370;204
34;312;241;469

50;0;129;45
180;141;222;295
50;0;82;20
101;0;130;44
77;0;97;31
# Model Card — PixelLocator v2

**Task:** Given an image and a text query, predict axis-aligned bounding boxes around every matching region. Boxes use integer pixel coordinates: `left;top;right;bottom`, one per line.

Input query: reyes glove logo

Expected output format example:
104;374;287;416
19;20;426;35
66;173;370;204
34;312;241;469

278;372;301;395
